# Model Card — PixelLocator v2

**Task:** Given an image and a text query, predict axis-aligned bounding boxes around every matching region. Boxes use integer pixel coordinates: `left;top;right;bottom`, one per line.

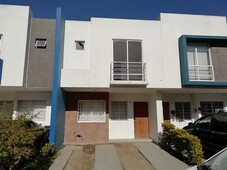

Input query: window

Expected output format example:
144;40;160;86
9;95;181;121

75;41;85;50
113;39;144;81
175;102;191;120
0;101;13;119
195;115;212;130
187;43;214;81
35;39;47;48
18;100;46;121
200;101;223;115
111;101;127;120
78;100;105;122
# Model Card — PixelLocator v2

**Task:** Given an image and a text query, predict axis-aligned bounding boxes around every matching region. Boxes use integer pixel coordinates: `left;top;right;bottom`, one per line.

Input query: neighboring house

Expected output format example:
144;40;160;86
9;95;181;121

50;9;227;147
0;5;55;127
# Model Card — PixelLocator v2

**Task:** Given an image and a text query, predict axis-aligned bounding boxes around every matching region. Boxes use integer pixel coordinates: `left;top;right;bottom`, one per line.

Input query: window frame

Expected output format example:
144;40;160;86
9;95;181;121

35;38;47;48
200;101;224;115
77;100;106;123
75;40;85;50
111;101;128;121
175;102;191;120
17;100;47;121
113;39;143;63
187;43;214;81
0;34;2;57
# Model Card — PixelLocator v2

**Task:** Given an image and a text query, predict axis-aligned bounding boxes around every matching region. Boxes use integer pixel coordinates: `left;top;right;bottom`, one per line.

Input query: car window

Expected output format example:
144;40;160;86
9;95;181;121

210;114;227;133
199;148;227;170
195;115;212;130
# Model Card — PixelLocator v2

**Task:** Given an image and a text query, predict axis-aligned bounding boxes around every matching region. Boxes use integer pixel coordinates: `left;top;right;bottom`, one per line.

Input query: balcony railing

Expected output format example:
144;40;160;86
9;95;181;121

188;65;214;81
110;62;147;84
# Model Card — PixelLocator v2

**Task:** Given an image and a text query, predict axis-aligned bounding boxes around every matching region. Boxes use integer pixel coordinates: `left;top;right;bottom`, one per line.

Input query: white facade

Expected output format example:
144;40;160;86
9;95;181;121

61;13;227;142
0;5;31;86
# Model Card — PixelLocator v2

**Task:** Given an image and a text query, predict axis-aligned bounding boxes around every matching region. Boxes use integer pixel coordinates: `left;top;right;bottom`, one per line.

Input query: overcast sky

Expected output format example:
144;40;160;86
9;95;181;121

1;0;227;20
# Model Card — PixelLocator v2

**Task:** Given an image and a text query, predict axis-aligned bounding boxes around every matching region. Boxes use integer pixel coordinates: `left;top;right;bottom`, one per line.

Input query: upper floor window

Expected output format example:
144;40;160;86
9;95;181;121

35;38;47;48
75;41;85;50
112;40;145;81
187;43;214;81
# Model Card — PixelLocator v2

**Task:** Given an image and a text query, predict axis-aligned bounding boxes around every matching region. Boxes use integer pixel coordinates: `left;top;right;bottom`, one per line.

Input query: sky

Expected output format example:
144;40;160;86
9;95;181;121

1;0;227;21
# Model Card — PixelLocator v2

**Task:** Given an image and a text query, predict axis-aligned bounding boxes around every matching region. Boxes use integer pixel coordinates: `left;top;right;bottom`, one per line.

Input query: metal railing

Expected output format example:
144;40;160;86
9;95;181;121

188;65;214;81
111;62;146;82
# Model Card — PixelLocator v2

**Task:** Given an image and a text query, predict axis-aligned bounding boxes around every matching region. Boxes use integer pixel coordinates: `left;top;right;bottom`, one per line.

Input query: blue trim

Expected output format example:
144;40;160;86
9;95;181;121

0;59;3;84
179;35;227;87
49;8;66;148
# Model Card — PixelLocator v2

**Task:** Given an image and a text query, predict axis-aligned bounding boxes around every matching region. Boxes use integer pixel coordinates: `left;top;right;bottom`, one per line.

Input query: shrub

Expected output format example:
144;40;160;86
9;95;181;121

0;103;55;170
160;122;203;165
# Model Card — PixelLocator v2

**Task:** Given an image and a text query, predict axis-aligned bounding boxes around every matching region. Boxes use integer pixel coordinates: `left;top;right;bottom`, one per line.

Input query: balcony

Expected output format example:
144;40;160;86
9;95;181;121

110;62;148;85
188;65;214;81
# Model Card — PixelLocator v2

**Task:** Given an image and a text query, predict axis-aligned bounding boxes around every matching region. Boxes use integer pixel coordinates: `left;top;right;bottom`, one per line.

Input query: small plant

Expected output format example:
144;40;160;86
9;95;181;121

160;122;203;165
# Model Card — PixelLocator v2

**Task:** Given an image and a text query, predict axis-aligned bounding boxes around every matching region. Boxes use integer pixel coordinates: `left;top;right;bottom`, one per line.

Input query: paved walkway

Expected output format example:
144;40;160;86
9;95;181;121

94;145;122;170
134;142;189;170
50;142;190;170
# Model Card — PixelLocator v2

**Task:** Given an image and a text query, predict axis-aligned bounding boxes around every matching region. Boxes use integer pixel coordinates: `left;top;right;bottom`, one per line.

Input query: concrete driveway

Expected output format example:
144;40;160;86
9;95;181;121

50;141;189;170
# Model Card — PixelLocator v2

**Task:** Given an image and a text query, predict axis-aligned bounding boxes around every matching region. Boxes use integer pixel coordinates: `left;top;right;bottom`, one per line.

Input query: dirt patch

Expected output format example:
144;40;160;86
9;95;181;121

115;143;156;170
64;145;95;170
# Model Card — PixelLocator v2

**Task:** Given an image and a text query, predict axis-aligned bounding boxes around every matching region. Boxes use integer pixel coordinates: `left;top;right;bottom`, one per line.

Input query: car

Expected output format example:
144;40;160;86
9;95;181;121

183;112;227;154
186;147;227;170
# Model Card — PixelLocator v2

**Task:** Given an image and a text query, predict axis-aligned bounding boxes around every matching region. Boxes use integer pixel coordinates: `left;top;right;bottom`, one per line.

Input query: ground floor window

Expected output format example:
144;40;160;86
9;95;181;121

175;102;191;120
111;101;127;120
0;101;13;119
78;100;106;122
18;100;46;121
200;101;223;115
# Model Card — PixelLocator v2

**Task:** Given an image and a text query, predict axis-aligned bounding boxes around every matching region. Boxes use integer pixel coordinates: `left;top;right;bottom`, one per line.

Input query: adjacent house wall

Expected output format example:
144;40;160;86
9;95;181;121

0;5;31;86
26;18;55;88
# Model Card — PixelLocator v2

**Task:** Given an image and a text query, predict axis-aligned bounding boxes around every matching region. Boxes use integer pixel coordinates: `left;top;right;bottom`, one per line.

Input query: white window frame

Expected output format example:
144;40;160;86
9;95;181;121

35;38;47;48
187;43;214;81
17;100;46;121
78;100;106;123
111;101;128;121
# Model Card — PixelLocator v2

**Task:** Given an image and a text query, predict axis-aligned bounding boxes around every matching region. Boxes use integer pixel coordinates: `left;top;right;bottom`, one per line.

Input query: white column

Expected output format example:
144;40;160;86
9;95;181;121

149;91;163;142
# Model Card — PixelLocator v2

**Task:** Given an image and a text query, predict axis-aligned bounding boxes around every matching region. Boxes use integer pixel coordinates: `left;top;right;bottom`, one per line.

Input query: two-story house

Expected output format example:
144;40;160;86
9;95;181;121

0;5;55;127
49;8;227;146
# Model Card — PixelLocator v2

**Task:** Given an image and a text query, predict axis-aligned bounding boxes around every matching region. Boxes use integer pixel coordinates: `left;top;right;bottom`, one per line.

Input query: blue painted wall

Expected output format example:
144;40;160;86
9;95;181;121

49;8;66;149
0;59;3;84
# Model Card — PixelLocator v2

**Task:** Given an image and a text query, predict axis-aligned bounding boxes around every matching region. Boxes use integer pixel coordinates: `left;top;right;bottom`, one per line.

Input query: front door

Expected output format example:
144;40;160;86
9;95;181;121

163;102;170;123
134;102;149;138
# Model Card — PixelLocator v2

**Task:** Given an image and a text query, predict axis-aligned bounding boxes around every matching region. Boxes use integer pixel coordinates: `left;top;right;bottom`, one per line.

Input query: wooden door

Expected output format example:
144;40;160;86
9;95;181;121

163;102;170;123
134;102;149;138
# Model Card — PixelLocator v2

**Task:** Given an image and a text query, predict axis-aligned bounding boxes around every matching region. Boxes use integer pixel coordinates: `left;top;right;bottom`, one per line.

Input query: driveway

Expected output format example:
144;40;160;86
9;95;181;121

50;141;189;170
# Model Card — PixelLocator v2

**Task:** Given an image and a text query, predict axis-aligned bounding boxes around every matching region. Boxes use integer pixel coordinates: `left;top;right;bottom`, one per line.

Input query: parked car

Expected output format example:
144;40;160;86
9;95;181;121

186;147;227;170
183;112;227;154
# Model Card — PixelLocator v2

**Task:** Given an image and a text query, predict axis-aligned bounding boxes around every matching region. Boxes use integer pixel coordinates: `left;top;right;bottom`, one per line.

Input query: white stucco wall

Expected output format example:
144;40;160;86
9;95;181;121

62;13;227;89
0;5;31;86
160;13;227;88
61;18;163;88
0;91;51;126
